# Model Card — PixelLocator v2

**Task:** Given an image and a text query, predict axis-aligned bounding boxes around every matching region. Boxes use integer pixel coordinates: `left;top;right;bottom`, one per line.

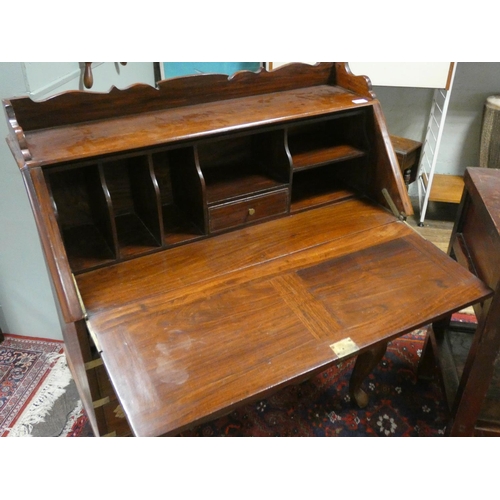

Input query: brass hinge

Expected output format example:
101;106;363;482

330;337;359;359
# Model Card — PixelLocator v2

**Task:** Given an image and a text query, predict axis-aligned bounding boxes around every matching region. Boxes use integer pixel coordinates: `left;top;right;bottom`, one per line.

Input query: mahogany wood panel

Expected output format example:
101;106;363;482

420;168;500;436
365;102;413;217
334;62;375;99
75;198;395;313
443;168;500;436
291;144;366;171
76;200;491;436
22;167;83;323
64;320;101;436
17;86;373;167
4;63;357;133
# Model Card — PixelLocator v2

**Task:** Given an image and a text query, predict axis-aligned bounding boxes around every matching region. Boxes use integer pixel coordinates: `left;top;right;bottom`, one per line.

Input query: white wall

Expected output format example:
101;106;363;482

373;62;500;179
434;62;500;175
0;62;156;339
374;85;435;143
350;62;451;89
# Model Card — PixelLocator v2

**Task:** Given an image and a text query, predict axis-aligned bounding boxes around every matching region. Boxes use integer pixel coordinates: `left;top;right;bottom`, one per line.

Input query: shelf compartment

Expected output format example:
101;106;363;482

290;163;358;213
287;111;369;172
45;164;117;272
291;144;366;171
197;131;290;206
153;148;205;244
102;155;162;258
287;111;370;212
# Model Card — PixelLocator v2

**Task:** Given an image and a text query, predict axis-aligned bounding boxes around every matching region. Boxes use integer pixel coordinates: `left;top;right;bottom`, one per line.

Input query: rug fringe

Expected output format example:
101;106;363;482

60;400;84;436
6;354;73;437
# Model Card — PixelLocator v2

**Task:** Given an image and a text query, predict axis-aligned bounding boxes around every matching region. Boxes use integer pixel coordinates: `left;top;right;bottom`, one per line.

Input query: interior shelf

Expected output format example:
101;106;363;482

152;148;205;244
113;213;161;258
161;205;204;246
197;132;290;205
203;165;286;205
291;165;357;213
102;156;162;258
45;164;117;273
291;144;366;171
62;225;116;273
287;111;370;213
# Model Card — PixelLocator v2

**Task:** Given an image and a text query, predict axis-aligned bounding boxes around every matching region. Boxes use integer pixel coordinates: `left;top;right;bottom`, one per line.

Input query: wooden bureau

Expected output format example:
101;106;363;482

3;63;491;436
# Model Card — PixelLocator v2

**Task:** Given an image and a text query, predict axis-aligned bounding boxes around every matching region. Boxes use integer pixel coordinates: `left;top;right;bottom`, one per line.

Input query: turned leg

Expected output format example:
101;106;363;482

349;342;388;408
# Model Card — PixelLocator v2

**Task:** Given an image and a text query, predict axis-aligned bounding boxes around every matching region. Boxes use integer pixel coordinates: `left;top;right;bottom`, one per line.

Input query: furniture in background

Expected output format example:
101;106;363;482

390;135;422;189
479;95;500;170
415;64;460;226
420;167;500;436
3;63;490;437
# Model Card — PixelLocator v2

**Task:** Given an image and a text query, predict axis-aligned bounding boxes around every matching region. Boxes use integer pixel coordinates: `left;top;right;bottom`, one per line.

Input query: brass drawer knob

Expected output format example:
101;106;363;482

248;208;256;216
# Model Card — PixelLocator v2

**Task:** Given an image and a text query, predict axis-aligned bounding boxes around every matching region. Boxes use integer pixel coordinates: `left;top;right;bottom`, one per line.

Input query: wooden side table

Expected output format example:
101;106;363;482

420;167;500;436
390;135;422;189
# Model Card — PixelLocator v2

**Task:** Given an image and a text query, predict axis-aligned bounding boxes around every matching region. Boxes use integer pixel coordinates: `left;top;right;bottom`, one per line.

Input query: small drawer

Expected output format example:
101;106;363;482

209;189;289;233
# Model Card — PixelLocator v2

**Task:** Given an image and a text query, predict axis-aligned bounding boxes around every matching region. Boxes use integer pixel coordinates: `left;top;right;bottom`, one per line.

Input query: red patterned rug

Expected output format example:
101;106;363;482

180;327;448;437
0;334;86;437
1;313;477;437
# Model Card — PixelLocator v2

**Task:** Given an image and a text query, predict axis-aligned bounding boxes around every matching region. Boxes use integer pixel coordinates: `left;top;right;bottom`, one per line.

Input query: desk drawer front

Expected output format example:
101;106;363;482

209;189;289;233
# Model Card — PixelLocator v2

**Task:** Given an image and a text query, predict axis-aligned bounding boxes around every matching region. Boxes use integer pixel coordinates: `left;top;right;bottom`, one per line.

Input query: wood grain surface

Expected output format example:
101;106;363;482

77;198;491;436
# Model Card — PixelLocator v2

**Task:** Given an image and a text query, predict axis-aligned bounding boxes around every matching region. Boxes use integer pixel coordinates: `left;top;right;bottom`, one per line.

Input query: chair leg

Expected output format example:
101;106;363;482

349;342;388;408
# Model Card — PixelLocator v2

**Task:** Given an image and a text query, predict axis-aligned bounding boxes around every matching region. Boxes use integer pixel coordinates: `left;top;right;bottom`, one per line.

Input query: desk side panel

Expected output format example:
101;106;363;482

21;168;101;435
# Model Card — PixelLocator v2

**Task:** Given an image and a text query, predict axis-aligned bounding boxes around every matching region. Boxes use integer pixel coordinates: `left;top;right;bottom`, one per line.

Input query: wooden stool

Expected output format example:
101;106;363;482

390;135;422;189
